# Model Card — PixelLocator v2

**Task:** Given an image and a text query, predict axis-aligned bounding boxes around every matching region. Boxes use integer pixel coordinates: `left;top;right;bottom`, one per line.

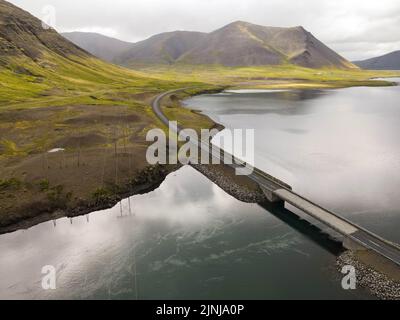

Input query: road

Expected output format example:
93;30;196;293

151;89;400;267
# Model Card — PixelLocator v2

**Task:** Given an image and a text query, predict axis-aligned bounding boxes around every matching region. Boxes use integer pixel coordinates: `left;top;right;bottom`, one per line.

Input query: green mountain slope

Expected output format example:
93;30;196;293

0;0;176;106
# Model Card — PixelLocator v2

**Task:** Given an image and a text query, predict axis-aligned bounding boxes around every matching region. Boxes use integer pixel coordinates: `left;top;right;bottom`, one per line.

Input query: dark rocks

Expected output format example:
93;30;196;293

337;251;400;300
192;164;266;203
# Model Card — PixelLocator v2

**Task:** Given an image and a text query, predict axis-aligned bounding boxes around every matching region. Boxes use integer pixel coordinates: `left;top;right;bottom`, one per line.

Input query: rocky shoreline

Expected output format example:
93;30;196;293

337;251;400;300
192;164;266;203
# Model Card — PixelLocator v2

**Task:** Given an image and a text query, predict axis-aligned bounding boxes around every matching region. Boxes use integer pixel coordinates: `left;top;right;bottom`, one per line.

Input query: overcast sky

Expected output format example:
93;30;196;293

8;0;400;60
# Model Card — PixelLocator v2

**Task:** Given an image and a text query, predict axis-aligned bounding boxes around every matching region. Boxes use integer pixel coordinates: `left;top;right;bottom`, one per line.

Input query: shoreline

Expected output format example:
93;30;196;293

0;163;181;235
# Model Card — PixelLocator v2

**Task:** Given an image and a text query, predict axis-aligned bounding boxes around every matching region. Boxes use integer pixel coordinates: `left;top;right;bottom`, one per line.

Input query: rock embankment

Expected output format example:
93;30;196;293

337;251;400;300
192;164;266;203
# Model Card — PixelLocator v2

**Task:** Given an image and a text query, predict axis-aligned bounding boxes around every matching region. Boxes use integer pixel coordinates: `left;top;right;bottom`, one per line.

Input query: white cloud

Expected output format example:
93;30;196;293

7;0;400;60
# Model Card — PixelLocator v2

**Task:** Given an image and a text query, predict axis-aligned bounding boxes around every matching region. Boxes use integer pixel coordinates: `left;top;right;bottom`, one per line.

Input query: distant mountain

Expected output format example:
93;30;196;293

0;0;88;62
115;31;206;65
112;21;356;69
354;51;400;70
62;32;133;62
178;21;355;68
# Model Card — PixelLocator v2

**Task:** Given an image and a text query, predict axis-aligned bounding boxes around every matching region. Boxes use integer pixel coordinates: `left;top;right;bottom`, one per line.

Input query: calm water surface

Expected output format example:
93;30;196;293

186;79;400;243
2;80;400;300
0;167;368;299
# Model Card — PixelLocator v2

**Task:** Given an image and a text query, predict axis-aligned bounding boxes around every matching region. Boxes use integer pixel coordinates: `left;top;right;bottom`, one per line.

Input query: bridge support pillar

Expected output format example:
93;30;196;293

343;237;368;252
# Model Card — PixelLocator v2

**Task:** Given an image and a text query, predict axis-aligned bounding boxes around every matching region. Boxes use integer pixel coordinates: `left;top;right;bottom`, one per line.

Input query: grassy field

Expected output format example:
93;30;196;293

128;64;400;89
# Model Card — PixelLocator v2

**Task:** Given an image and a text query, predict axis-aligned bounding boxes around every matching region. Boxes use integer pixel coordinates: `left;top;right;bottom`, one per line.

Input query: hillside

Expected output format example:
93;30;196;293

0;0;179;105
178;21;356;68
0;0;87;62
112;21;356;68
115;31;206;65
354;51;400;70
62;32;133;63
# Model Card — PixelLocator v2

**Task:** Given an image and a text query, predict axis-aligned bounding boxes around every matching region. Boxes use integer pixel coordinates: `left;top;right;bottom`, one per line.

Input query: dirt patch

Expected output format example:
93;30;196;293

0;108;56;122
105;91;158;104
0;104;154;158
53;133;107;148
39;88;66;97
0;105;145;124
63;113;140;125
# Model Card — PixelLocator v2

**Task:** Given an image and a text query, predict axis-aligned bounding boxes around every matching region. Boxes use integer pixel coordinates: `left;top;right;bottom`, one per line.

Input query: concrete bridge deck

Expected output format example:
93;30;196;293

152;89;400;268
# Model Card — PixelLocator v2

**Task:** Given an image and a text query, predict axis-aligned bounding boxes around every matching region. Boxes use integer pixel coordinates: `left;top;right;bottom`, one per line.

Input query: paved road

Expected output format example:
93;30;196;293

152;89;183;130
350;231;400;265
152;89;400;267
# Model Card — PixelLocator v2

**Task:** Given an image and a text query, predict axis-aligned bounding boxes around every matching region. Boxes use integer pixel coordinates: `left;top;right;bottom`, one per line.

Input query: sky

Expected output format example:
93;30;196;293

8;0;400;61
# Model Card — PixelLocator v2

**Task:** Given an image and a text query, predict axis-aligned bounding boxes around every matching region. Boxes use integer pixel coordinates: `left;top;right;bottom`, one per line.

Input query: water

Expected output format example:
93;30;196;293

2;81;400;300
185;79;400;243
0;167;368;299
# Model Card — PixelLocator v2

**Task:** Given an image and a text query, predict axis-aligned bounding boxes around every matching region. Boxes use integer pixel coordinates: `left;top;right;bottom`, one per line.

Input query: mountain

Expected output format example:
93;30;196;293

0;0;163;106
354;51;400;70
113;21;356;69
115;31;206;65
178;21;355;68
62;32;133;62
0;0;88;62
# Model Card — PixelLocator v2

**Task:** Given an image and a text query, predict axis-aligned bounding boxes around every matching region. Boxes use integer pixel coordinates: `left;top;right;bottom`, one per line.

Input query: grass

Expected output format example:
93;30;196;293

0;178;22;191
0;54;202;109
0;139;26;156
159;86;224;132
163;105;215;132
127;63;400;89
91;187;116;205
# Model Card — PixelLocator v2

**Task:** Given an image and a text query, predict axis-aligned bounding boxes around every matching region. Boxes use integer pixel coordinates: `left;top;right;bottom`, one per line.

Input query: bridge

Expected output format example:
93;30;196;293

152;89;400;268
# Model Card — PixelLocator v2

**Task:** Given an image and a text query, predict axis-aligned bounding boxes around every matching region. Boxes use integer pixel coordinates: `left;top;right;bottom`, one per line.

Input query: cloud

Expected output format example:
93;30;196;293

8;0;400;60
